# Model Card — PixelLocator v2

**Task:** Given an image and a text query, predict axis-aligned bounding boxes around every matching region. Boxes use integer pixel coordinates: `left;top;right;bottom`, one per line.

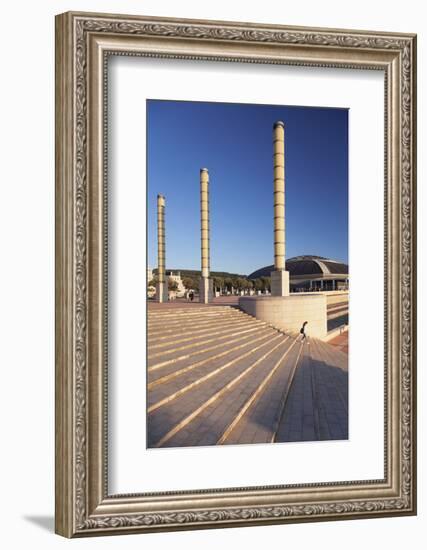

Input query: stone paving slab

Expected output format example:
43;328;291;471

328;332;349;354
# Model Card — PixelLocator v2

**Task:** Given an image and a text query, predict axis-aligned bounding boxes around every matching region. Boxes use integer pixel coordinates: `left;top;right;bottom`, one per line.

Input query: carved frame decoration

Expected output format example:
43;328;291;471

55;11;417;537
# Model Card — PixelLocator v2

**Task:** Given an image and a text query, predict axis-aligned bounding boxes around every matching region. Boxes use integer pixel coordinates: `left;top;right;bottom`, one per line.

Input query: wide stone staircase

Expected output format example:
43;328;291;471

147;304;348;448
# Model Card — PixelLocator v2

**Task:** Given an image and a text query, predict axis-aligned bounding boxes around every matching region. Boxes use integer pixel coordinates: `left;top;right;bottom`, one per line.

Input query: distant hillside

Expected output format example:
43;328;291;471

152;268;248;279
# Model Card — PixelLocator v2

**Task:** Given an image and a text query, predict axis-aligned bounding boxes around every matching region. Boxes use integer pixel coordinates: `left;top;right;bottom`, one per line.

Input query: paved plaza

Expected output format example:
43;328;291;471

147;301;348;448
329;331;349;354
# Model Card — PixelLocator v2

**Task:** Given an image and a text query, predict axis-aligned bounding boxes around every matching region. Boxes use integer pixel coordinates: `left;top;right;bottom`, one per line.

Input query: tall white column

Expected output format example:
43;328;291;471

271;121;290;296
199;168;213;303
156;194;168;302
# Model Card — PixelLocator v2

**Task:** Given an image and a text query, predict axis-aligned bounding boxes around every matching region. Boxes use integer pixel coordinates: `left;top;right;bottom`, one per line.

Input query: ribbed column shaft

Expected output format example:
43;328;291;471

157;194;166;284
273;121;285;270
200;168;210;278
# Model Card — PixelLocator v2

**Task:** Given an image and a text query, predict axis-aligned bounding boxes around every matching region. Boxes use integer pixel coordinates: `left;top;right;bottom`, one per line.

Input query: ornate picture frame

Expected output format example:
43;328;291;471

55;11;417;537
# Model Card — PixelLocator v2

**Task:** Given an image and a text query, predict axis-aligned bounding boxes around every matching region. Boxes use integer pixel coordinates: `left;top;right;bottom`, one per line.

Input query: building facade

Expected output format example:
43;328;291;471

248;255;349;292
166;271;186;297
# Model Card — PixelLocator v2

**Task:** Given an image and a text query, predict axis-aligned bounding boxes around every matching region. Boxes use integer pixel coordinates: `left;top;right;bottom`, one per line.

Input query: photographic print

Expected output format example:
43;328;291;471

147;100;349;448
56;12;416;536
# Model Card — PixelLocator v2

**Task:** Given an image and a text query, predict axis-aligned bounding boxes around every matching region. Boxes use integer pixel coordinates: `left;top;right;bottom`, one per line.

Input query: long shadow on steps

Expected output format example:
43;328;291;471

275;351;348;443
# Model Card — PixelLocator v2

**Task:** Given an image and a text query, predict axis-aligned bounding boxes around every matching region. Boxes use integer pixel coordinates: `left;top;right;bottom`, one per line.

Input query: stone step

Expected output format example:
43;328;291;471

310;340;348;440
148;311;237;320
147;325;278;371
146;305;348;448
218;339;303;445
149;305;232;311
148;307;236;320
148;302;234;315
327;307;349;321
147;312;256;336
148;328;279;387
148;317;266;344
148;323;273;361
148;335;292;448
148;333;286;412
327;316;348;333
274;345;320;442
316;339;348;372
149;304;232;311
219;339;303;445
327;303;348;312
311;339;348;409
147;312;248;331
148;318;266;350
275;339;348;442
148;319;253;339
327;301;348;311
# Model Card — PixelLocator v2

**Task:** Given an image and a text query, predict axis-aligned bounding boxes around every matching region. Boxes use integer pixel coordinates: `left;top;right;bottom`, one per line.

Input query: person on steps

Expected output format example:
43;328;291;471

299;321;308;341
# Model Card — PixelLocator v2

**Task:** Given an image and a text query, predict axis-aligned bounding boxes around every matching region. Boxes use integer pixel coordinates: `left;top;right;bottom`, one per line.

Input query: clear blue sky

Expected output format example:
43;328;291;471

147;100;348;275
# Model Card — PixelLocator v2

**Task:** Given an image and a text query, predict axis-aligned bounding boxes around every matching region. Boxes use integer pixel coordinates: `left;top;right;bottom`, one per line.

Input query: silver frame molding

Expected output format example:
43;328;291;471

55;11;417;537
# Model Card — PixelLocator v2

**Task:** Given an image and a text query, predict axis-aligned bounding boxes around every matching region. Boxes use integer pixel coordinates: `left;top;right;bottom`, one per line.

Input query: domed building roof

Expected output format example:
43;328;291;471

248;255;348;279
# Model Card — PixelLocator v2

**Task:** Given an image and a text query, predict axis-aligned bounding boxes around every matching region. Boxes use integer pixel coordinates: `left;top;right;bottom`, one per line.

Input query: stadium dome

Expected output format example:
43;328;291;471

248;255;349;291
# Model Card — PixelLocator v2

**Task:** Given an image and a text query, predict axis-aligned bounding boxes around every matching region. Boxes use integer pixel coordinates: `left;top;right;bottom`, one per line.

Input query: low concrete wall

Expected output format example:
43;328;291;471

239;294;327;339
325;291;349;307
292;290;348;307
324;324;348;342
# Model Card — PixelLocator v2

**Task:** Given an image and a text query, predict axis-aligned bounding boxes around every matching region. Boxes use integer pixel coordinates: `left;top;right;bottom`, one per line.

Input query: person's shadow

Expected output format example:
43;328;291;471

23;516;54;532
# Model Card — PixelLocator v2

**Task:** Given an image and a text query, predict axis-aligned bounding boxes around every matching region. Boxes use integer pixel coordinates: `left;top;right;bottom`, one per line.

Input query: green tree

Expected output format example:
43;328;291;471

168;279;178;292
182;276;195;290
148;276;158;287
253;278;263;291
224;277;233;293
213;276;224;294
235;277;246;291
260;276;271;291
231;277;239;292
